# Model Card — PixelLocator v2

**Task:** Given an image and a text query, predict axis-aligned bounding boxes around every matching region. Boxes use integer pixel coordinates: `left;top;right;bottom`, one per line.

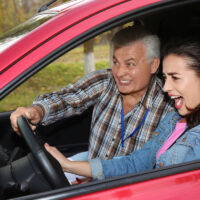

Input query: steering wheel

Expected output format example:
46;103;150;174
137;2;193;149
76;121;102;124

17;116;70;188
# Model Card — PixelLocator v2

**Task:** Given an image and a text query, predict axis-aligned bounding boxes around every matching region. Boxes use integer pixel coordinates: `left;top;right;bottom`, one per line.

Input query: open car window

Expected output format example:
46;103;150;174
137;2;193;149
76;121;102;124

0;0;200;200
0;12;57;53
0;26;119;112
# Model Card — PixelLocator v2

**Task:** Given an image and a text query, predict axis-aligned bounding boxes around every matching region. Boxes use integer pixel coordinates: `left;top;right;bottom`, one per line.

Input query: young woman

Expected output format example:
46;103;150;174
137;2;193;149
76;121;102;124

45;37;200;180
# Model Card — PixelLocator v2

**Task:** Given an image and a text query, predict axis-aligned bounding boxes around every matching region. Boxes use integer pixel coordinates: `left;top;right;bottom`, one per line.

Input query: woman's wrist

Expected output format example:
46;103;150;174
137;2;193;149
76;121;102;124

62;159;74;173
63;160;92;178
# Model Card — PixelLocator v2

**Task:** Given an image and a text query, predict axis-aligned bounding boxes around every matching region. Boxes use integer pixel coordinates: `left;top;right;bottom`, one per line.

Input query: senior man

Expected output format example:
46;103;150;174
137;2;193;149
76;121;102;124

11;25;173;168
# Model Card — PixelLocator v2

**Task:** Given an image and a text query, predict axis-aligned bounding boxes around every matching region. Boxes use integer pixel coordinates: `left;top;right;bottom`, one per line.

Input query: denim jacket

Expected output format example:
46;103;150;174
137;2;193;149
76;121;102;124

89;111;200;180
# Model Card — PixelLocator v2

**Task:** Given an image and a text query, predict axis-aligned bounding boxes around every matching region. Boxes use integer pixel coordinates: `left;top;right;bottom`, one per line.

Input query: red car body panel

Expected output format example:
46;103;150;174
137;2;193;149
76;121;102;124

67;169;200;200
1;0;200;199
0;0;161;90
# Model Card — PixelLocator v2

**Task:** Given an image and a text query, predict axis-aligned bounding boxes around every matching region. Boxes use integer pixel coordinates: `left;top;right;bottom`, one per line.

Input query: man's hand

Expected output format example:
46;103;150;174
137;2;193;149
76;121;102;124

10;106;43;135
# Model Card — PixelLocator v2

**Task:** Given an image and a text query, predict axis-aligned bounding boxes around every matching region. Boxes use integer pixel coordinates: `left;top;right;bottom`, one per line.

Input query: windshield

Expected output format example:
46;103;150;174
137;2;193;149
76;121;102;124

0;12;57;53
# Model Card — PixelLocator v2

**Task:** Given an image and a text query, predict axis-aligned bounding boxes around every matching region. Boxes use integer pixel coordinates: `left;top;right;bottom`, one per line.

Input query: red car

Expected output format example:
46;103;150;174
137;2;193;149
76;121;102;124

1;0;200;199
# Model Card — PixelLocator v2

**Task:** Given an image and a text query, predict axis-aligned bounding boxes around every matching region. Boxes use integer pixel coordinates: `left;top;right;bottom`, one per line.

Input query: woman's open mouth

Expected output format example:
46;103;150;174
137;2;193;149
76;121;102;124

171;96;183;110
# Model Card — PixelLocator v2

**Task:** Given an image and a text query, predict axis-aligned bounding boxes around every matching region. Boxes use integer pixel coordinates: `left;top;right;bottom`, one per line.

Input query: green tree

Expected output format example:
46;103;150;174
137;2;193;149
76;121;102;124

0;0;28;34
0;0;69;35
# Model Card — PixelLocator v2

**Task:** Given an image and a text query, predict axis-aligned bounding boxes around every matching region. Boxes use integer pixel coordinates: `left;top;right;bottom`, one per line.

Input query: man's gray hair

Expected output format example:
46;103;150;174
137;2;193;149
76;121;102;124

141;35;160;63
112;26;160;64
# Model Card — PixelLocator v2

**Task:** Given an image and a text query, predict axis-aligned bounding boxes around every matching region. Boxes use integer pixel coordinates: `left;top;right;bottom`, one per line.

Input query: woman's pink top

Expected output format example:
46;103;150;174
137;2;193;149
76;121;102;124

156;121;186;159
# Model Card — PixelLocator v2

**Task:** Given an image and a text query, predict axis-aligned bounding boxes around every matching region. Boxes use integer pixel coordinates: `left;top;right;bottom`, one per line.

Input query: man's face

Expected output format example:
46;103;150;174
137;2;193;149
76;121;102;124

112;41;159;97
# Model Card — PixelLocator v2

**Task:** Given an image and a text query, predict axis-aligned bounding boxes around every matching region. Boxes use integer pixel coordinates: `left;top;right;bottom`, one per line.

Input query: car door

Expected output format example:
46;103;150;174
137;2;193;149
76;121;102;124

1;0;200;199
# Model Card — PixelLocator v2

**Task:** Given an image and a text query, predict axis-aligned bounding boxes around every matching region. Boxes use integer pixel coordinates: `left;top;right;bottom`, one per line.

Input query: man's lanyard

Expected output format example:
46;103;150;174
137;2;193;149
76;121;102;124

121;106;149;147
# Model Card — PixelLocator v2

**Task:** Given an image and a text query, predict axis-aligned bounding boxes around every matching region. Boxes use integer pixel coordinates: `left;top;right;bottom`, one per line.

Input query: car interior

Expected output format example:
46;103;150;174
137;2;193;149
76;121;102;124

0;1;200;199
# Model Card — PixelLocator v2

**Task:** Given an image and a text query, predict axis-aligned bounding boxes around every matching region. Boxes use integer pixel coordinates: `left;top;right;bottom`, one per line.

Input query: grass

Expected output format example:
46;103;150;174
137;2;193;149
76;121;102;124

0;44;110;112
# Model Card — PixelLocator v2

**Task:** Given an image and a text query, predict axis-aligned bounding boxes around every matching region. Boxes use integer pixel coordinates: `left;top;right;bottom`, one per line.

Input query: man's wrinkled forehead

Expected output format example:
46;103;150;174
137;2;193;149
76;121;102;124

113;40;146;57
112;41;148;64
113;39;145;50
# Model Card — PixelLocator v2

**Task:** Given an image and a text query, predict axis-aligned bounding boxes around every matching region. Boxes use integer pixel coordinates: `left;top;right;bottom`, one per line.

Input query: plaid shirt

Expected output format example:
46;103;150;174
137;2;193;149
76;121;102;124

33;69;173;160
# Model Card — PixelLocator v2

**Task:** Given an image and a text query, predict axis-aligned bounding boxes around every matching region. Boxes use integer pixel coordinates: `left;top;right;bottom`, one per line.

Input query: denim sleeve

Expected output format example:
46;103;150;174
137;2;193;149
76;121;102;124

89;136;160;179
89;111;173;180
101;146;154;178
100;114;181;179
89;158;105;180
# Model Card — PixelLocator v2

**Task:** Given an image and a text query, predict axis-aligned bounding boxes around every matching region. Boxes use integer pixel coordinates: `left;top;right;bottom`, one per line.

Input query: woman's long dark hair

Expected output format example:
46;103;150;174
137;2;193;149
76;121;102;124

185;106;200;129
162;37;200;129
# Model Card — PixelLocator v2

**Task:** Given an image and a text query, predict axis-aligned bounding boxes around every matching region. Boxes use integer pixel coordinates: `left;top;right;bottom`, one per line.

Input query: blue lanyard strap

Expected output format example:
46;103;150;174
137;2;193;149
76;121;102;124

121;106;149;147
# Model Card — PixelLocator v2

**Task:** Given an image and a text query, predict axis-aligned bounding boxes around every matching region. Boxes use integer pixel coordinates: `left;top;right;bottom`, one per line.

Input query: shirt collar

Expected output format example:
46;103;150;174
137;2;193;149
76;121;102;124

140;75;162;110
110;74;163;110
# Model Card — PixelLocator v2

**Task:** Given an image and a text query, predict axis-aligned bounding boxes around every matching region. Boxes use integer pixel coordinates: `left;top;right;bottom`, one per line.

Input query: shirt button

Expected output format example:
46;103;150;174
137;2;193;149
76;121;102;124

159;162;163;167
154;131;160;136
182;137;187;142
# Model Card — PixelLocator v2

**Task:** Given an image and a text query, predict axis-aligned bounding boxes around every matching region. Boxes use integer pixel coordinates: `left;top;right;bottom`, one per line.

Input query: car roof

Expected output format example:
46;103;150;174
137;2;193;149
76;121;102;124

0;0;164;97
1;0;199;99
42;0;129;14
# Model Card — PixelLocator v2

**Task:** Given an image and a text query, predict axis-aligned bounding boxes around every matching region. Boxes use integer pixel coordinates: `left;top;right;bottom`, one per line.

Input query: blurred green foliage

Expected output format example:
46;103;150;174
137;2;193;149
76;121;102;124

0;61;108;112
0;45;109;112
0;0;68;35
0;0;115;112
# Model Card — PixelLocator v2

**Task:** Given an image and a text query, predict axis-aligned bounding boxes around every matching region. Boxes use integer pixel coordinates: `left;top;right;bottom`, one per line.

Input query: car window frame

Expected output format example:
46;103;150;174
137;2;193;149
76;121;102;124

2;0;200;199
0;0;195;100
